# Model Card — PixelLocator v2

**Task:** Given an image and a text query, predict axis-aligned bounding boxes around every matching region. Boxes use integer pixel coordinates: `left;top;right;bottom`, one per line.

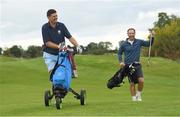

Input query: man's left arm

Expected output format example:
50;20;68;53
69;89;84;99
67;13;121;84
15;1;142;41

69;37;82;53
69;37;79;47
141;30;155;47
141;37;154;47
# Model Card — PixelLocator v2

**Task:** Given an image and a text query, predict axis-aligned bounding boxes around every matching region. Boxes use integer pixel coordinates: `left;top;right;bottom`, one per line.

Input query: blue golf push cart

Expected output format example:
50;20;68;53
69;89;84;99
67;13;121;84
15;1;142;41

44;48;86;110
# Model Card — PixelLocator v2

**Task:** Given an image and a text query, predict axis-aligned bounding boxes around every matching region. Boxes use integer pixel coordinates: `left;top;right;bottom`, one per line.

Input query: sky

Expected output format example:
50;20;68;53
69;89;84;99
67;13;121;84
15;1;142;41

0;0;180;49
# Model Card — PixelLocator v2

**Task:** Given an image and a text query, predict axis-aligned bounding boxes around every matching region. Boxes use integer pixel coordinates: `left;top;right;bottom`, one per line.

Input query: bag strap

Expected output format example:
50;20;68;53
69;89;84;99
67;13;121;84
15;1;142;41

49;52;66;81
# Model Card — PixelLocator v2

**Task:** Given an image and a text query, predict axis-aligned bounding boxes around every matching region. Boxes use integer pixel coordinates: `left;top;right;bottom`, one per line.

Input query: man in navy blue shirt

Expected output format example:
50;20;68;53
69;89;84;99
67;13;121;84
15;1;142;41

42;9;81;77
118;28;155;101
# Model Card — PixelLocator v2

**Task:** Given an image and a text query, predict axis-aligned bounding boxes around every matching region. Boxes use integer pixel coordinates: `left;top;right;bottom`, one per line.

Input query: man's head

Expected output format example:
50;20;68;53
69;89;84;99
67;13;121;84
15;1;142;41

47;9;58;24
127;28;136;40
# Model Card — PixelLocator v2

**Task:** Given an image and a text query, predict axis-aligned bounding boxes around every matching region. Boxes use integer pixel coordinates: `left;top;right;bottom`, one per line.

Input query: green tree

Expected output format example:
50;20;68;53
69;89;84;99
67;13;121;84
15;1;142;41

86;42;113;55
9;45;23;58
0;47;2;55
154;12;171;28
3;46;24;58
3;48;11;57
87;42;98;50
24;45;42;58
86;42;98;54
104;42;113;50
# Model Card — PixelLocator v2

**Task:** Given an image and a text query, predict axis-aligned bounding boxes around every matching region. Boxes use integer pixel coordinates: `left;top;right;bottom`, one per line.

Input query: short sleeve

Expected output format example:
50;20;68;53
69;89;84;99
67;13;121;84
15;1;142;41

63;24;72;39
42;26;50;44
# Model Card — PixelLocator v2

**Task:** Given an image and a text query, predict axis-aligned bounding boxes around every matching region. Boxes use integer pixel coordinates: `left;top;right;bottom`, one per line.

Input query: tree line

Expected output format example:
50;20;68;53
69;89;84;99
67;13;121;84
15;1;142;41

0;45;42;58
0;41;116;58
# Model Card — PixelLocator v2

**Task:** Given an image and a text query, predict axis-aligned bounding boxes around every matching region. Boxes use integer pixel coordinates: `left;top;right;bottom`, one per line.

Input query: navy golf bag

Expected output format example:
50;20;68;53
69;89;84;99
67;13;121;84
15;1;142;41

107;62;139;89
107;67;127;89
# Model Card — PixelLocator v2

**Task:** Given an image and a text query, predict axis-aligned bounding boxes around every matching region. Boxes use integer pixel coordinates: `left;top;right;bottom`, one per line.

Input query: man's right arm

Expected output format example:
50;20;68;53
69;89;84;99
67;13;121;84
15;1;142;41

118;46;125;67
42;26;59;49
45;41;59;49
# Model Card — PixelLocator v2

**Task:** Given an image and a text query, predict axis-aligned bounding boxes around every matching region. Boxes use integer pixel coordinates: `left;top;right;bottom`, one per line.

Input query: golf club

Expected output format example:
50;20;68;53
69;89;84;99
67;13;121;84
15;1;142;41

147;29;154;66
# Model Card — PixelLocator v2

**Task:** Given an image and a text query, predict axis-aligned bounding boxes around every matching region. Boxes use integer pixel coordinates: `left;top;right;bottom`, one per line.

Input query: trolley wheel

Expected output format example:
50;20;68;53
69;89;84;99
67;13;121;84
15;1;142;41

44;90;51;106
55;97;62;110
80;90;86;105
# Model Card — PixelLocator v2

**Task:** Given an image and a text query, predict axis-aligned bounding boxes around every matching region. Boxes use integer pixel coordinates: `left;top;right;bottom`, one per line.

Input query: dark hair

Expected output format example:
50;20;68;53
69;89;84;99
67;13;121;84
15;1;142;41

127;28;136;33
47;9;56;17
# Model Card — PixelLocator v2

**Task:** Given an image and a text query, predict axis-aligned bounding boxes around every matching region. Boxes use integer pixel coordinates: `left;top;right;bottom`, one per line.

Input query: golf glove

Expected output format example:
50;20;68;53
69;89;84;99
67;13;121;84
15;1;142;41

77;45;82;54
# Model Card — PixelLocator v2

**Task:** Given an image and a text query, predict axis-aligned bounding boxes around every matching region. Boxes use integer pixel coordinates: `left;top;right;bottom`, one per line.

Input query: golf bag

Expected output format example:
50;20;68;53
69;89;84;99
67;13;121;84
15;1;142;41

44;49;87;110
107;67;127;89
50;51;72;91
107;62;139;89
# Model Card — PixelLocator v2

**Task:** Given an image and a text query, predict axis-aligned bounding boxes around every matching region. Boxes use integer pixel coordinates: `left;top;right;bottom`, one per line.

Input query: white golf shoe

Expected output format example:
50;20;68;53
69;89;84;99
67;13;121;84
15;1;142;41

137;95;142;101
136;91;142;101
132;96;137;101
132;95;142;101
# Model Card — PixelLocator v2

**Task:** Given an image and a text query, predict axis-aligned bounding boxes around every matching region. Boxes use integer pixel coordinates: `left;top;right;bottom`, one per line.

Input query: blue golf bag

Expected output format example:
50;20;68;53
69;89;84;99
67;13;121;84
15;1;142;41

44;48;86;110
50;51;72;91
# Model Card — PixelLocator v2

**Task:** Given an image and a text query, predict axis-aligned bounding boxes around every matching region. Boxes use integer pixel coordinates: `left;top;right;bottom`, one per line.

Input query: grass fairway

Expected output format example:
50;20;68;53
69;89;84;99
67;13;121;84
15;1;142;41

0;55;180;116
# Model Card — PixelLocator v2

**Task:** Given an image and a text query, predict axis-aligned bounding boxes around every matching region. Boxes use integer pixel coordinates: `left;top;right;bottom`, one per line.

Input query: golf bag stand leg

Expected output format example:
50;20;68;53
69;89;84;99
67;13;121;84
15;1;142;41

69;88;80;99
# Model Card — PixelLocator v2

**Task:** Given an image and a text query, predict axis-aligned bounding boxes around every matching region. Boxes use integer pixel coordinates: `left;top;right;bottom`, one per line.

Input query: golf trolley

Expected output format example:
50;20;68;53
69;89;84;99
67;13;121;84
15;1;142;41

44;87;86;110
44;46;86;110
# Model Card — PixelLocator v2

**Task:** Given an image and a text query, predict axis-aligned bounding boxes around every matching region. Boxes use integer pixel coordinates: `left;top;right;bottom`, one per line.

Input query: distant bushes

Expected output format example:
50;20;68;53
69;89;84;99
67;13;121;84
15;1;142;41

0;41;117;58
2;45;43;58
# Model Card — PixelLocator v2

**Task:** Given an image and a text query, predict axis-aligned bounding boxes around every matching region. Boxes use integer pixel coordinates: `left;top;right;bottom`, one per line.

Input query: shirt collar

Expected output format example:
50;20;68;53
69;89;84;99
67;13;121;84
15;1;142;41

48;22;59;29
128;40;134;45
126;38;136;45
